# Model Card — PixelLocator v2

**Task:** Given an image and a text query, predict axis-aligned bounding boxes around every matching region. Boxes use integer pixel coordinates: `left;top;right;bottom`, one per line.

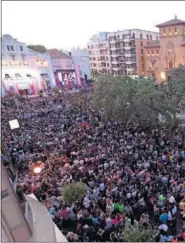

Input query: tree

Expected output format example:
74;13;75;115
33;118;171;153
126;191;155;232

93;66;185;131
91;70;99;81
27;45;47;53
123;225;154;242
93;75;159;127
61;182;85;205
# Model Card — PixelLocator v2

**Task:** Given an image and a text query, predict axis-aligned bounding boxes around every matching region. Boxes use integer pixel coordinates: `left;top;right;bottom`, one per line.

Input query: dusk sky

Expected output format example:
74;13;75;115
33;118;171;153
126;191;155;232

2;1;185;50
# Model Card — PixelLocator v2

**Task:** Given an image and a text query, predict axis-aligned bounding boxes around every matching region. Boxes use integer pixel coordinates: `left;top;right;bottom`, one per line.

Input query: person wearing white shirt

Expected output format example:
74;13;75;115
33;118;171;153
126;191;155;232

159;223;168;232
99;182;105;192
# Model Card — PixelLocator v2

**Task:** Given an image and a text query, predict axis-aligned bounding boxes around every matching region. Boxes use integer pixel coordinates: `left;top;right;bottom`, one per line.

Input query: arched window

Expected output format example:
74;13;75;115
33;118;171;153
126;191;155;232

168;60;173;69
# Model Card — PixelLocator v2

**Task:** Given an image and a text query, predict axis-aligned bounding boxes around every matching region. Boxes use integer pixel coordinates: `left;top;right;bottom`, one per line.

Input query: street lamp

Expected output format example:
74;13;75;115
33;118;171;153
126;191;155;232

32;162;42;174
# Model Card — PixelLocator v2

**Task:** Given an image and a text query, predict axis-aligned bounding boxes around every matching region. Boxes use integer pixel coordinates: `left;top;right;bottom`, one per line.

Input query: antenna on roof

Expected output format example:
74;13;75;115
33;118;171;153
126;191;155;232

175;15;177;19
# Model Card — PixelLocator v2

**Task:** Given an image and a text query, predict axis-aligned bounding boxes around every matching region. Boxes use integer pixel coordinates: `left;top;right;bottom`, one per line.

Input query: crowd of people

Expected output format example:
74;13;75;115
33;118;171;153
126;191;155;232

2;91;185;242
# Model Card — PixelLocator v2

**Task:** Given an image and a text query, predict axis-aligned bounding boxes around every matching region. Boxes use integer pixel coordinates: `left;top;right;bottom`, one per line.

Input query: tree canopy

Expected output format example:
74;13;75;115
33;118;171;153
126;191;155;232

93;65;185;131
123;225;154;242
27;45;47;53
61;182;85;205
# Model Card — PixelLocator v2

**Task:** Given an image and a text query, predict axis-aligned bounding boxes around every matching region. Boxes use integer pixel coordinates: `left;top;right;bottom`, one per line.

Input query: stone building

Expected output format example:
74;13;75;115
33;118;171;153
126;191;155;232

144;16;185;82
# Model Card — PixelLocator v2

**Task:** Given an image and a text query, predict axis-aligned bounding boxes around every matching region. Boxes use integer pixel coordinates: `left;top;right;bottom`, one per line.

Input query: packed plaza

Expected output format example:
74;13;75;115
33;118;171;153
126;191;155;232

2;8;185;242
1;89;185;242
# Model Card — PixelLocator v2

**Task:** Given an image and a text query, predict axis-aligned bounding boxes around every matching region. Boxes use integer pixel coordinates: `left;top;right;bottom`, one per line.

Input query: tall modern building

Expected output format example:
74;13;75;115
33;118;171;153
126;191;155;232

87;30;159;77
108;29;159;76
87;32;110;74
1;35;56;96
144;16;185;81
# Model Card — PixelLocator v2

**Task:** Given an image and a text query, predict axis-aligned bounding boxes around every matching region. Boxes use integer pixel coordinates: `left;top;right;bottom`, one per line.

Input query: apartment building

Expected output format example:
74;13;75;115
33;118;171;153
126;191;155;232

87;32;110;74
1;155;32;242
1;34;56;96
107;29;159;76
144;16;185;82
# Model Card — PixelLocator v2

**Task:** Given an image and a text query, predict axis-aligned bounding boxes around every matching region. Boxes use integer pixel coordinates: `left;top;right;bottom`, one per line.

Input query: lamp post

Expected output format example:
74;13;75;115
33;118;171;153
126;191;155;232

32;162;42;175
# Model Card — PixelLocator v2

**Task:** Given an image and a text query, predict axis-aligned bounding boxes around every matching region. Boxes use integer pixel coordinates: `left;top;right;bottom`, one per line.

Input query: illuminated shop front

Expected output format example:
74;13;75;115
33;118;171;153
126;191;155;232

2;66;43;95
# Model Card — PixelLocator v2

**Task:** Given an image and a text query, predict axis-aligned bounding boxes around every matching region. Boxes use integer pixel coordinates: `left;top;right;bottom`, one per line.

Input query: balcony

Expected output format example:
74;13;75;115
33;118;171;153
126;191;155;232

125;46;131;50
110;53;118;57
25;194;68;242
126;61;132;65
126;67;134;71
125;53;132;57
124;38;131;42
111;60;119;64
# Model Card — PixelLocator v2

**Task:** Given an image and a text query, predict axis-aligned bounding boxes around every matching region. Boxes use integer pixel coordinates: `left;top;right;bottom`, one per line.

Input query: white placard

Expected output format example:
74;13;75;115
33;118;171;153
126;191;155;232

9;119;20;130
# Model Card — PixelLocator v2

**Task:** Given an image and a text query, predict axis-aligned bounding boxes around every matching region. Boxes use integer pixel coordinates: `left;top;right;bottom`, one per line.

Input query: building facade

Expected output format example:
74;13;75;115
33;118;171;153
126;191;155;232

1;35;56;96
1;152;67;242
144;17;185;81
71;48;91;81
48;49;81;88
87;30;159;77
1;157;32;242
87;32;110;74
107;29;159;76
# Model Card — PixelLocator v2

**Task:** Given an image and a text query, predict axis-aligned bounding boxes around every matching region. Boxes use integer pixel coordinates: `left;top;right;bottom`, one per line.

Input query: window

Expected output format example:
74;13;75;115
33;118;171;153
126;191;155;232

107;63;109;67
164;29;166;35
1;189;9;199
21;55;26;61
5;74;10;78
6;45;10;51
148;50;150;55
10;46;14;51
174;27;177;34
140;41;143;47
142;63;145;69
10;55;16;61
140;33;143;39
26;74;32;77
141;56;144;62
169;28;171;34
150;35;152;40
147;35;149;40
156;49;159;54
156;36;159;40
141;49;144;54
15;73;22;78
20;46;23;51
152;50;154;55
132;33;135;39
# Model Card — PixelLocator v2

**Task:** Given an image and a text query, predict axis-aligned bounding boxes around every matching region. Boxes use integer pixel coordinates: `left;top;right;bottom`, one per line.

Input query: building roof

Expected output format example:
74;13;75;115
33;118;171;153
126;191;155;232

156;17;185;28
47;49;70;59
144;41;160;48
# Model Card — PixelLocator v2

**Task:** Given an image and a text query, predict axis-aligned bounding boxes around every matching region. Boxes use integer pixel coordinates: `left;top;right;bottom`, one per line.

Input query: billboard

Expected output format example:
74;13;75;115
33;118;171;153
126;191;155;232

55;70;77;88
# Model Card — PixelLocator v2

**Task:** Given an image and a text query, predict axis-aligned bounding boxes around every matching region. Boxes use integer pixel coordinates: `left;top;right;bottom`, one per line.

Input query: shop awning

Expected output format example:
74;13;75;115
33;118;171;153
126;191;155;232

17;83;30;90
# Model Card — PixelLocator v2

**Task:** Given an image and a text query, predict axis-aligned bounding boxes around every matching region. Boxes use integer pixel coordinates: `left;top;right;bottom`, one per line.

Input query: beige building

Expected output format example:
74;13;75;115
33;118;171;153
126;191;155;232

144;16;185;81
1;159;32;242
107;29;159;76
87;30;159;77
87;32;110;74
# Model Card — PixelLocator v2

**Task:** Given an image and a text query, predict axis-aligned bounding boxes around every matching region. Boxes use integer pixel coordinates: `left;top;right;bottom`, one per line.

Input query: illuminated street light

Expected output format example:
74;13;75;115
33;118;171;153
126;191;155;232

33;166;42;174
32;162;42;174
